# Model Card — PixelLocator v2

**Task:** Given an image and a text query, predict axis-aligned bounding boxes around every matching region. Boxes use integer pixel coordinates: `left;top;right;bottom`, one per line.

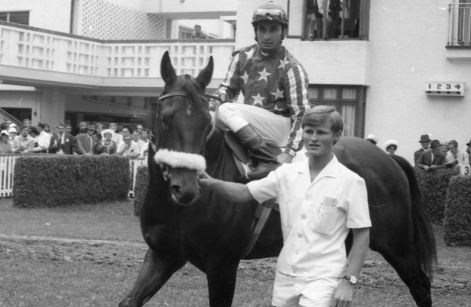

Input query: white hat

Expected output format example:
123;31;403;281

8;127;18;133
384;139;398;150
101;129;114;136
365;133;378;143
0;130;8;136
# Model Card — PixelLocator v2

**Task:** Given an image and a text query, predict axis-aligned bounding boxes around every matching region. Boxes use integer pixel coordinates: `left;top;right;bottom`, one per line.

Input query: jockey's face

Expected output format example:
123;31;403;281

302;120;340;158
255;21;285;53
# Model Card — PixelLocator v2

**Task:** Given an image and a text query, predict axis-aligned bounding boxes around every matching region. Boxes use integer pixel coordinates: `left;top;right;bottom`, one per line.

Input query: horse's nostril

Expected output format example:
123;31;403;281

171;185;180;195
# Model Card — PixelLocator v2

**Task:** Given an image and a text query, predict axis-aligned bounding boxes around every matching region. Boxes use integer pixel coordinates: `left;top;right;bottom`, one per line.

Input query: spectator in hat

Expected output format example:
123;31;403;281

0;130;12;154
12;126;35;154
96;129;117;155
414;134;431;166
365;134;378;145
384;140;398;155
417;139;448;171
75;124;97;155
8;127;18;146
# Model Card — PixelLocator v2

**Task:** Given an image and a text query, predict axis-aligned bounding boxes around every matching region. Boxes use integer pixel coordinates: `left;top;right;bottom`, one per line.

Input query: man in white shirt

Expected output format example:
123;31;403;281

33;122;52;153
199;105;371;307
117;134;140;159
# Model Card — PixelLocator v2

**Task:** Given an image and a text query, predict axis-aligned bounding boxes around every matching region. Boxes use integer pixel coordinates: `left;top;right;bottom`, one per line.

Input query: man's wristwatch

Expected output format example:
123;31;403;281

342;275;358;285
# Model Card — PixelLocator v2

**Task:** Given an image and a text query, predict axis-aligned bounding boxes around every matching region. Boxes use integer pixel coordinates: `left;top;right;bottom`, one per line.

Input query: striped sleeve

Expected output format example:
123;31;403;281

216;51;241;101
284;62;310;154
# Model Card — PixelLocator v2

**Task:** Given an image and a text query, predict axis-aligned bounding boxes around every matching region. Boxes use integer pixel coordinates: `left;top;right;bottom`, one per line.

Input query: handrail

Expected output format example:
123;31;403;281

0;108;22;127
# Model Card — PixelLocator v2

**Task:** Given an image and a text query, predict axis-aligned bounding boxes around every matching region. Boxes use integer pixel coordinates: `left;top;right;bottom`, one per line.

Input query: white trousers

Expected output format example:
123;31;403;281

272;271;340;307
217;103;291;147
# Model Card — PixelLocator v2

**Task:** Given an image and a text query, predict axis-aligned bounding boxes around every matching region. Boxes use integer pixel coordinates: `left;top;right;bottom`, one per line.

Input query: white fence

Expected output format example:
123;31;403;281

0;155;16;197
0;155;147;199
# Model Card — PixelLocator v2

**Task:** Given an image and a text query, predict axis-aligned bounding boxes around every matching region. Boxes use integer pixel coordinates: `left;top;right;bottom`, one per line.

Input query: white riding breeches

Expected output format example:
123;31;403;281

217;103;291;147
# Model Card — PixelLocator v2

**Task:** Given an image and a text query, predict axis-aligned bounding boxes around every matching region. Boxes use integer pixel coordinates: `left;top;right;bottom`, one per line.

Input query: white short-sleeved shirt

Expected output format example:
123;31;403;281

247;155;371;277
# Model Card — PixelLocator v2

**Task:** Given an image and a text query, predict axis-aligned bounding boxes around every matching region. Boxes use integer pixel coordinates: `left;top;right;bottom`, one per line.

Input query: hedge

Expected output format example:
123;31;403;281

13;155;130;207
416;168;458;223
444;176;471;246
133;165;148;216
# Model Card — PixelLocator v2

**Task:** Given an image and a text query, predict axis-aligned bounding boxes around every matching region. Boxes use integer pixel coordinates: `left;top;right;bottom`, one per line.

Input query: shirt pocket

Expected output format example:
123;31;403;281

312;197;344;236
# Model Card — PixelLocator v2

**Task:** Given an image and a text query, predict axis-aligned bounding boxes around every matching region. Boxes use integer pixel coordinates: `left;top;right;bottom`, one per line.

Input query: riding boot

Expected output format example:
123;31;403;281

235;125;280;179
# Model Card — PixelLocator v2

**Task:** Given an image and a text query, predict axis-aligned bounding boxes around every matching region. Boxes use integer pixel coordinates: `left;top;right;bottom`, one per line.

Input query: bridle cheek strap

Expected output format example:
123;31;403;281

154;149;206;171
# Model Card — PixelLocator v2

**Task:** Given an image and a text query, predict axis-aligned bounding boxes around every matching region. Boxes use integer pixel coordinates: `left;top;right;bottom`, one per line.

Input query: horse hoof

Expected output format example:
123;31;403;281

118;297;137;307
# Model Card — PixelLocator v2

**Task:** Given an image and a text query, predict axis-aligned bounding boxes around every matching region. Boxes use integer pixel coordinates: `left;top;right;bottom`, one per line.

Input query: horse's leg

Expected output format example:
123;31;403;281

372;244;431;307
206;257;240;307
119;248;186;307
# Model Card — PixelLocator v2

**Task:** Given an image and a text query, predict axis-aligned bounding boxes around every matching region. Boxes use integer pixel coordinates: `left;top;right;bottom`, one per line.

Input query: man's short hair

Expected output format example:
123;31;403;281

447;139;458;148
302;105;343;134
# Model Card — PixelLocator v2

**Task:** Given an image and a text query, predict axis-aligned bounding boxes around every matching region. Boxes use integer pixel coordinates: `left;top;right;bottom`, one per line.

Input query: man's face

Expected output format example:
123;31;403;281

87;128;94;135
448;144;458;155
432;146;443;157
420;141;430;150
255;21;284;53
302;120;339;158
79;122;87;130
121;128;130;136
137;125;143;132
21;128;29;137
65;125;72;134
110;123;117;132
132;131;140;141
124;136;132;146
58;125;65;134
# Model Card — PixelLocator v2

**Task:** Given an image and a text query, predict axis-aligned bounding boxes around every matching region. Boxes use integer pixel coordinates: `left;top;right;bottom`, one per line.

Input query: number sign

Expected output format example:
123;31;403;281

425;82;465;96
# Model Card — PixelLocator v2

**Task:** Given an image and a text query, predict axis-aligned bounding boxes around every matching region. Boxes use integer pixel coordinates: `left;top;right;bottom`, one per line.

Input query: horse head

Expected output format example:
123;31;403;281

153;51;213;206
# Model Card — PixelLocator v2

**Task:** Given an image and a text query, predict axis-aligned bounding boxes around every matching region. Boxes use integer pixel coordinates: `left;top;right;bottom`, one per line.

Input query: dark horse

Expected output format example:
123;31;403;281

119;51;437;307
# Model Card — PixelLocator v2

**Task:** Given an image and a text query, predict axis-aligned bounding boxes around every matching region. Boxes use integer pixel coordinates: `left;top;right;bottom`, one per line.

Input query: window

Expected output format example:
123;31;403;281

0;11;30;26
307;85;365;137
448;0;471;47
288;0;369;40
178;26;193;40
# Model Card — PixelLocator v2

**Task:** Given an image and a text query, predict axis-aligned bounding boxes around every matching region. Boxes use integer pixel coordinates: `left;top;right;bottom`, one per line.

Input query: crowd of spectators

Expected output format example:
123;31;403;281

364;132;471;174
0;119;151;159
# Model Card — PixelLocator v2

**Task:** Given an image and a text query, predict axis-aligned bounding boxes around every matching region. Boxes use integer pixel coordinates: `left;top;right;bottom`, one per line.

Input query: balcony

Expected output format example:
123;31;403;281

0;22;235;90
446;2;471;62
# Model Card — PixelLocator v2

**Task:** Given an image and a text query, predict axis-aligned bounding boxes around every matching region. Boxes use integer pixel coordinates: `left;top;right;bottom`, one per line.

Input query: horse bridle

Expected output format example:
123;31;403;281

156;90;219;144
152;90;217;173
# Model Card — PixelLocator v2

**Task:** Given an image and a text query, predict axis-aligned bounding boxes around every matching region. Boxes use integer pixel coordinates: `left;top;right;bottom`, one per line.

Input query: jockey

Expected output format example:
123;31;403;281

214;0;310;179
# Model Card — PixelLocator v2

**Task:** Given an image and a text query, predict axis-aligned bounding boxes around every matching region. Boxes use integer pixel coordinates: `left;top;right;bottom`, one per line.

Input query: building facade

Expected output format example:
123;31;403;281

0;0;470;163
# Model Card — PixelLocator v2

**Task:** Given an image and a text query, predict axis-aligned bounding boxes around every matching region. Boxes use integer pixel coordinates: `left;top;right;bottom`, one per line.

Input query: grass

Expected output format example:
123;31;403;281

0;199;470;307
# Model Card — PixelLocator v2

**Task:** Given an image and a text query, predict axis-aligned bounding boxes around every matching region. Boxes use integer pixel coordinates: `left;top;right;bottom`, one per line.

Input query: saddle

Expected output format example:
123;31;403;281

224;130;280;257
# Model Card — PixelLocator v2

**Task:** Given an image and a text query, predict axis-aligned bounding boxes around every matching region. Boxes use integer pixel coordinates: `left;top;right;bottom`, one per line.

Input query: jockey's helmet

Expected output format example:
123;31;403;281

252;1;288;28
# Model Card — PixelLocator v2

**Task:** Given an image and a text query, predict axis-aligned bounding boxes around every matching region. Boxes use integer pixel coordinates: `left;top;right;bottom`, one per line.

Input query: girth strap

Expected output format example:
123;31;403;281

242;199;276;258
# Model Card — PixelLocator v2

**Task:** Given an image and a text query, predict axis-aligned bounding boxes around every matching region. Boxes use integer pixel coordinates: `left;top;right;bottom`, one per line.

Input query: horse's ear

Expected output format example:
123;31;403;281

161;51;177;85
196;56;213;89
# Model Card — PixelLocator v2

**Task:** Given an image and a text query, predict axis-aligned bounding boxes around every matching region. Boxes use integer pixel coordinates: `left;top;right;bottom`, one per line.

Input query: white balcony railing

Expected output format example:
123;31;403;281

448;2;471;47
0;22;235;81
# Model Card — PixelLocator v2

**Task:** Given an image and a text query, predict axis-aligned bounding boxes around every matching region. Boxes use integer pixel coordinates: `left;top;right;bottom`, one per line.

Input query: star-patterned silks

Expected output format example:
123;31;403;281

251;93;265;106
271;88;284;100
241;71;249;83
258;67;271;82
244;48;255;59
278;57;290;70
